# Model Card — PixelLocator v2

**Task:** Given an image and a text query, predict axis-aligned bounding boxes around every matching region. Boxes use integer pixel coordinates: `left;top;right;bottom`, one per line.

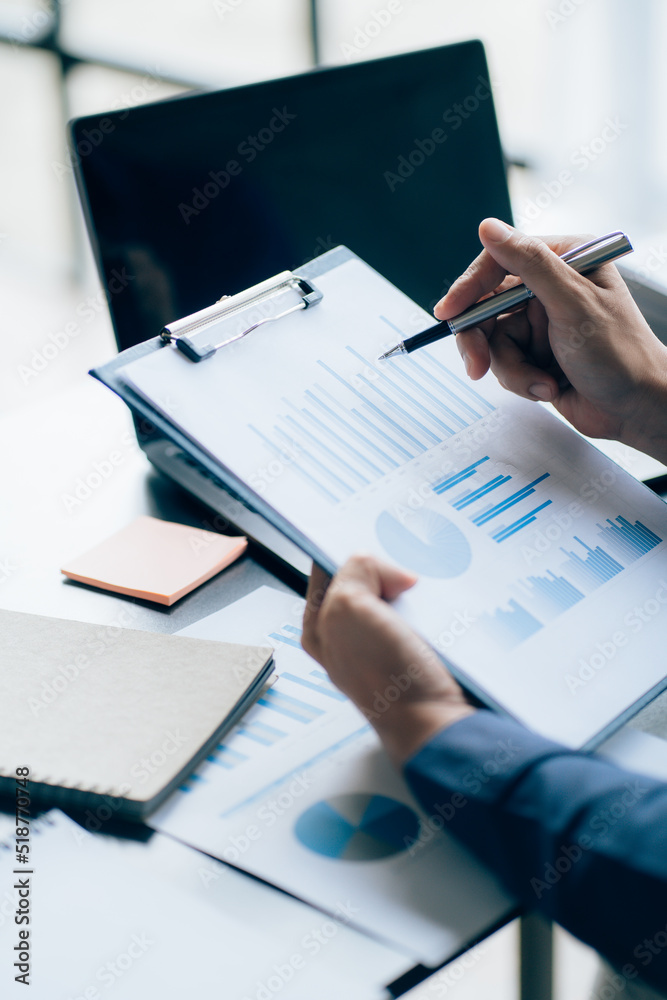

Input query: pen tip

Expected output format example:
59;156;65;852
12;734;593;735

378;344;402;361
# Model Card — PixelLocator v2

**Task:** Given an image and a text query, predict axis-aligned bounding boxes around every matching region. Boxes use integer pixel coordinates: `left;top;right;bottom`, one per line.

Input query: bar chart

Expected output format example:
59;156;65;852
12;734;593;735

248;347;496;504
478;515;663;649
177;615;359;799
432;458;553;542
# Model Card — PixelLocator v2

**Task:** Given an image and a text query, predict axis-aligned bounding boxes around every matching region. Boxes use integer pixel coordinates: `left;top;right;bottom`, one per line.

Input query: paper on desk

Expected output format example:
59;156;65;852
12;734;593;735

598;726;667;782
120;255;667;749
151;586;514;968
0;810;405;999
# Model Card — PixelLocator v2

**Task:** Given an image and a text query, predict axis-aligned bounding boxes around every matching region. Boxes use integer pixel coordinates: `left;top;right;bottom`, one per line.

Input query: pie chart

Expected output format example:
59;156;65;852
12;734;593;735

376;507;471;577
294;793;420;861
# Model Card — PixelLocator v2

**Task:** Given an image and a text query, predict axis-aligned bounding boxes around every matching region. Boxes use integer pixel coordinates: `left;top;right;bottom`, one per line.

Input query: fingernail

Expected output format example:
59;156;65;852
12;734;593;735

460;351;471;376
484;218;512;243
529;383;552;401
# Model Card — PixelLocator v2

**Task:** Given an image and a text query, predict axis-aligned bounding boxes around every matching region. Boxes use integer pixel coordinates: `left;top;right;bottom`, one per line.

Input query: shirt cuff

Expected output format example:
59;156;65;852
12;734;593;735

404;709;569;807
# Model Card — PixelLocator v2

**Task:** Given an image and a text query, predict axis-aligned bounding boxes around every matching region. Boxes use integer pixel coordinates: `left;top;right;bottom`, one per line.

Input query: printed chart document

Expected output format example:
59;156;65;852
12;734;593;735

117;250;667;748
0;810;406;999
151;587;514;968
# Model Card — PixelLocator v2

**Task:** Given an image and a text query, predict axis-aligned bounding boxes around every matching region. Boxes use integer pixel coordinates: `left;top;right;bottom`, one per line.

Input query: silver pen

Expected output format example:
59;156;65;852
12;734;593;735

378;231;633;361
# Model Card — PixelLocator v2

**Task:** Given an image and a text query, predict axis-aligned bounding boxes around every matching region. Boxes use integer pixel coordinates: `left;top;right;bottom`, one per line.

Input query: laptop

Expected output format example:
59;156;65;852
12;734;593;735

70;40;513;579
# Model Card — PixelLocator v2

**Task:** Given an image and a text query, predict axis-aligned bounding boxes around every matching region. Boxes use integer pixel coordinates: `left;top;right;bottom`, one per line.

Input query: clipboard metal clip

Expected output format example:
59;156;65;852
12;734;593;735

160;271;323;363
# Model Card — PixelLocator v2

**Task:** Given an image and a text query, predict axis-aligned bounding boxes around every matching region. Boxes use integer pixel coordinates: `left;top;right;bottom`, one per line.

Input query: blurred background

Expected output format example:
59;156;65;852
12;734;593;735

1;1;664;996
2;0;666;412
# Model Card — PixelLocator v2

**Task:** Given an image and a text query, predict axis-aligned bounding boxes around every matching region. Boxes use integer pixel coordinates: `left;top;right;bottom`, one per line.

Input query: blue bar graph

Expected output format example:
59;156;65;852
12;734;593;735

257;688;325;723
432;459;553;539
432;457;490;494
560;539;624;589
472;474;551;525
452;474;512;511
248;340;497;504
491;500;554;542
596;516;662;560
237;721;287;746
269;626;303;649
281;671;346;701
517;572;584;618
482;513;663;650
478;599;543;649
209;745;248;769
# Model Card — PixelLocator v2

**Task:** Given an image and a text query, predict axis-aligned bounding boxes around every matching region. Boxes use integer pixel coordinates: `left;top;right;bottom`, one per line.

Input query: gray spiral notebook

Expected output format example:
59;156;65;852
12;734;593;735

0;609;273;819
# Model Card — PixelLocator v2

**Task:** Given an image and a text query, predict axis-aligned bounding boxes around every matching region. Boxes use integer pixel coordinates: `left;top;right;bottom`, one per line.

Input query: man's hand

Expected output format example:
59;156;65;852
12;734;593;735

435;218;667;463
302;555;475;765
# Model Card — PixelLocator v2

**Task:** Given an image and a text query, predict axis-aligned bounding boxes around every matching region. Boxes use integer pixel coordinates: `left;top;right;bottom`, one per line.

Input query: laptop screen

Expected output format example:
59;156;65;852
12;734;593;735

71;41;512;353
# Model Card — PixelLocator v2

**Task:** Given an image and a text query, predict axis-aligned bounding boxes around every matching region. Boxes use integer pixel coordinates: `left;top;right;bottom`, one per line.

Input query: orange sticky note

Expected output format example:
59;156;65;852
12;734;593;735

61;516;248;605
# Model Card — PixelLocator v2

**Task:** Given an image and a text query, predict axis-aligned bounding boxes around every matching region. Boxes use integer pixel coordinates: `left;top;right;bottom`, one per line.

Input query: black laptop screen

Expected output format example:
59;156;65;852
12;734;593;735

71;41;512;351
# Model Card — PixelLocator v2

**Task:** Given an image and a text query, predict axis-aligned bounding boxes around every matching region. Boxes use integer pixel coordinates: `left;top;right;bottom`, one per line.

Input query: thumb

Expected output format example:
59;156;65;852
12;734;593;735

479;219;589;316
337;554;418;602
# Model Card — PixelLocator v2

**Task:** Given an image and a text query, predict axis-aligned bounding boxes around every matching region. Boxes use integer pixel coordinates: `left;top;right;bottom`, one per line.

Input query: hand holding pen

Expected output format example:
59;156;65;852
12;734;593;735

380;226;632;361
386;219;667;463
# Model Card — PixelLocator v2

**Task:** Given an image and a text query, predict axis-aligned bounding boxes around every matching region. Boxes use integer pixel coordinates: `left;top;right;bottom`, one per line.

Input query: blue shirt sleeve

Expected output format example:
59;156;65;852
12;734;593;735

404;710;667;992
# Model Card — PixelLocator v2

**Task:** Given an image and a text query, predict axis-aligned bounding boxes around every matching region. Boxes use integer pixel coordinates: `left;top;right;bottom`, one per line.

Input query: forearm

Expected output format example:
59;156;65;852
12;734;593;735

405;711;667;991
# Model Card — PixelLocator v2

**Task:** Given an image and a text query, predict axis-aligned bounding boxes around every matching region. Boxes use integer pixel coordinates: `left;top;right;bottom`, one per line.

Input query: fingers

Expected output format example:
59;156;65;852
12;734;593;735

487;328;560;402
332;553;418;602
302;556;417;660
456;327;490;380
302;562;332;659
476;219;595;319
434;220;598;323
434;248;507;321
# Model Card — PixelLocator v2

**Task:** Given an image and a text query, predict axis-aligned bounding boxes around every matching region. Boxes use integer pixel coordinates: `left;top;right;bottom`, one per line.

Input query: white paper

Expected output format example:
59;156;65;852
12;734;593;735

598;726;667;782
150;586;514;968
154;587;369;822
0;810;406;999
121;254;667;747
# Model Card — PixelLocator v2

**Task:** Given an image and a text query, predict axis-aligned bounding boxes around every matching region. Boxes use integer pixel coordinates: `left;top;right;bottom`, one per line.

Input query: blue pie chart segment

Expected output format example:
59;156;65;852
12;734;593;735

376;508;471;578
294;793;421;861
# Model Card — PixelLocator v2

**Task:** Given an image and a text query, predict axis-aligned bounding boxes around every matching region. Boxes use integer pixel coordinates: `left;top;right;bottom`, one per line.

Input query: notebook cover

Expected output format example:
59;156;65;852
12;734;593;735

0;609;274;819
